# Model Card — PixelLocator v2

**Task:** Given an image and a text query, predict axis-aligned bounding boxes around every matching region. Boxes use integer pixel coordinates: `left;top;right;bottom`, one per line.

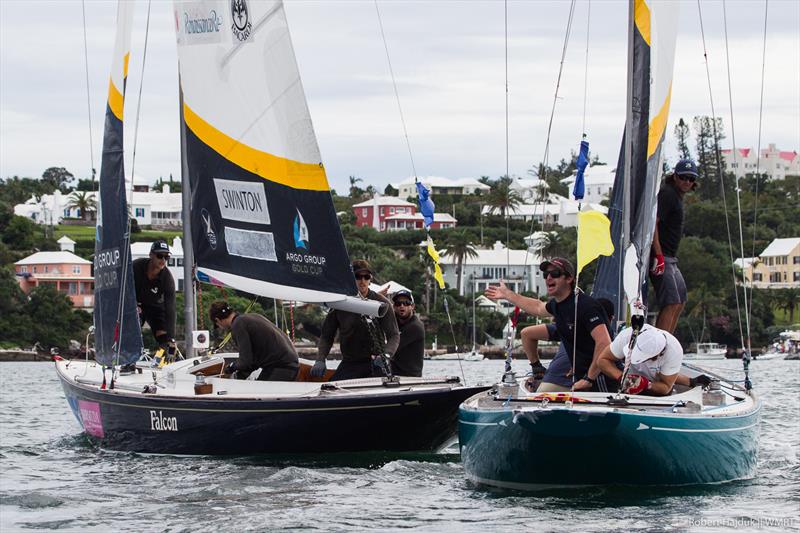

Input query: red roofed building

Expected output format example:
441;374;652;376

721;143;799;180
352;196;457;232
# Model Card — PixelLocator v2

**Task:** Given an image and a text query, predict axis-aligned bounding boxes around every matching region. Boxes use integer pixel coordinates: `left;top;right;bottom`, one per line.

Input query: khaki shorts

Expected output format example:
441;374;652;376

536;382;572;393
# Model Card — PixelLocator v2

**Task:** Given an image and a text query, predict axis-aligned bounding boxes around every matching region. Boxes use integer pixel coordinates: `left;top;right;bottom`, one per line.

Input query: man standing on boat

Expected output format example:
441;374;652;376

312;260;400;380
208;301;299;381
485;258;611;392
132;239;176;347
650;159;698;333
389;289;425;377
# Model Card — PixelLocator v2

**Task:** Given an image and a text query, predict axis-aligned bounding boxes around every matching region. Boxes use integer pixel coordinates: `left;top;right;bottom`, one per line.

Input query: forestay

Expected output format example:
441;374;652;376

174;0;359;306
93;2;142;366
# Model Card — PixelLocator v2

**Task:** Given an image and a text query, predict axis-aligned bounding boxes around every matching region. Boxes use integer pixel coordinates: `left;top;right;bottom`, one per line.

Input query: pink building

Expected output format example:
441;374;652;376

15;251;94;309
721;143;799;180
352;196;457;232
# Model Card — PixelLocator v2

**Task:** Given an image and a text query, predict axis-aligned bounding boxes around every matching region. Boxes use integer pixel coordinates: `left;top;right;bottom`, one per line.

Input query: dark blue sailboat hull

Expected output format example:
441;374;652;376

459;397;761;488
58;368;487;455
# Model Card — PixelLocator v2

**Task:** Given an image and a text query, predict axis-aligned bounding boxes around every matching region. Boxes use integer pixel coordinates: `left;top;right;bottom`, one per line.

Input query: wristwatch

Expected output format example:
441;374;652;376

583;374;596;385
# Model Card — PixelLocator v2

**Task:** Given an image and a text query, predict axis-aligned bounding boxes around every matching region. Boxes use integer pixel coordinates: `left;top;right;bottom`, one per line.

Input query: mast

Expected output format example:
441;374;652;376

179;84;196;354
621;0;634;319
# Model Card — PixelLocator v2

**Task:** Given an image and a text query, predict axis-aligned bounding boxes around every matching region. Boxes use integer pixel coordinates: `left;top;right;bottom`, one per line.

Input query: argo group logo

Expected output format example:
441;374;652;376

293;209;309;251
201;208;217;250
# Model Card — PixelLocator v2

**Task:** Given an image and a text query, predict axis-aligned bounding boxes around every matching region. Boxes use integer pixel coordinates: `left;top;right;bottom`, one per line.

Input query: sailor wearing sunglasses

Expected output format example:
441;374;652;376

650;158;698;334
485;257;612;393
132;239;176;350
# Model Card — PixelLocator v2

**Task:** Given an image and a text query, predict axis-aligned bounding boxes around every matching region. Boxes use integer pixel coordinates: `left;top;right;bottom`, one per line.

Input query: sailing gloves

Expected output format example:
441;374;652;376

689;374;712;388
310;359;327;378
372;354;391;378
651;254;665;276
224;361;238;376
530;361;547;379
623;374;650;395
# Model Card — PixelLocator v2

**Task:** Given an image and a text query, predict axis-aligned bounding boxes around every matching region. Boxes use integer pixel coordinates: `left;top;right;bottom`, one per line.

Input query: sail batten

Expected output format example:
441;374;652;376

175;0;357;303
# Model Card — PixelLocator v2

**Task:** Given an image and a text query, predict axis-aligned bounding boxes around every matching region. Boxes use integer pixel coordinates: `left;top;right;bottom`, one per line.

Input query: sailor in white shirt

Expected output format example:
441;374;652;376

595;324;683;396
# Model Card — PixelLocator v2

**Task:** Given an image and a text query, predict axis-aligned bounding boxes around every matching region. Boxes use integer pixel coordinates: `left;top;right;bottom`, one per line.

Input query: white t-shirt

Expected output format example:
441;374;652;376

610;325;683;381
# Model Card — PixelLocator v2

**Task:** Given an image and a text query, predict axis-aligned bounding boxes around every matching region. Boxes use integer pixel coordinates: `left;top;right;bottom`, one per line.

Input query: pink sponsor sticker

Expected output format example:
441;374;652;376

78;400;104;438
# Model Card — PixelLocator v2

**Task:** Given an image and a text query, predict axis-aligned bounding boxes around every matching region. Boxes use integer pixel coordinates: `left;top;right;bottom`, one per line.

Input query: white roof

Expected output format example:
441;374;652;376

385;212;456;222
370;280;412;296
56;236;76;244
760;238;800;257
482;200;607;217
130;237;185;257
439;242;541;267
391;175;490;190
15;251;91;265
510;178;548;189
734;257;755;268
561;164;617;186
129;190;182;212
352;196;416;208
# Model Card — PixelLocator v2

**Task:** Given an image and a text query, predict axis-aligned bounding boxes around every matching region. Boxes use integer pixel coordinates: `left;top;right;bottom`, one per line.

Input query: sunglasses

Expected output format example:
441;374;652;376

355;274;372;281
155;254;170;260
394;301;413;307
676;174;696;183
542;269;564;279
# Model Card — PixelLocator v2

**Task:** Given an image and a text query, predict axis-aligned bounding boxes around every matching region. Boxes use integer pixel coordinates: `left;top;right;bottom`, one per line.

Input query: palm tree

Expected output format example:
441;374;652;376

348;175;364;198
686;285;726;342
774;288;799;324
485;177;524;217
66;191;97;221
442;231;479;295
539;231;563;259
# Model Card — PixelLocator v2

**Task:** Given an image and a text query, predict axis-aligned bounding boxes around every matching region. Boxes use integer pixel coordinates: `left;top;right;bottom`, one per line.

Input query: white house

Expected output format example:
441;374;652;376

560;164;616;204
130;237;187;292
13;180;182;228
392;176;490;199
438;240;546;297
721;143;800;180
509;177;549;202
482;196;607;228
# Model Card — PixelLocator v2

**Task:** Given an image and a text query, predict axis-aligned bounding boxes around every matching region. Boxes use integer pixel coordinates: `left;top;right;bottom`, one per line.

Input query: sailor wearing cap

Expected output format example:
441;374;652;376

132;239;176;346
312;259;400;381
596;324;685;396
485;257;612;393
389;289;425;377
650;158;698;334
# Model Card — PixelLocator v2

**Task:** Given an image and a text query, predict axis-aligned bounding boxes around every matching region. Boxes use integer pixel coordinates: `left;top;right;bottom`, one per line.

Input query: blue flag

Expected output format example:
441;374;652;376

416;181;435;228
572;139;590;200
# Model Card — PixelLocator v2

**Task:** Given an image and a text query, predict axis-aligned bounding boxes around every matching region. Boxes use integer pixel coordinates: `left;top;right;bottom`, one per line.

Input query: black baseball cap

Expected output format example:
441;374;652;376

151;240;170;255
352;259;373;275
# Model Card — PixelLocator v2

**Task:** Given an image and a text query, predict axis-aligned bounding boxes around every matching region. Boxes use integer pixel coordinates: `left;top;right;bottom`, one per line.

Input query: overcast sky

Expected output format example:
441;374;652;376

1;0;798;194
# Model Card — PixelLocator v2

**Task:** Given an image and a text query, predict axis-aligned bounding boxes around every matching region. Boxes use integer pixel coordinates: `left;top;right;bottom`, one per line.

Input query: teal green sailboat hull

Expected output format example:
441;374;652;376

459;392;761;489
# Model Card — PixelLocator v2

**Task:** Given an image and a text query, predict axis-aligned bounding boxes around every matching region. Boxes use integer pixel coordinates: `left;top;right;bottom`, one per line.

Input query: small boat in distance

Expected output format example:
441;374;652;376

684;342;727;360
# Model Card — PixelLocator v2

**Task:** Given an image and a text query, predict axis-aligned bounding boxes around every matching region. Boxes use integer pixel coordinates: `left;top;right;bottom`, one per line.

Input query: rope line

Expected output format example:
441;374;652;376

80;0;96;187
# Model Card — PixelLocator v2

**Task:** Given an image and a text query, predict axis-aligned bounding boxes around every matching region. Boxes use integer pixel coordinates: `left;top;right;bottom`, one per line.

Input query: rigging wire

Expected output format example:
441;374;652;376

722;0;752;351
80;0;96;187
373;0;465;383
113;0;152;369
581;0;591;137
696;0;747;353
748;0;769;323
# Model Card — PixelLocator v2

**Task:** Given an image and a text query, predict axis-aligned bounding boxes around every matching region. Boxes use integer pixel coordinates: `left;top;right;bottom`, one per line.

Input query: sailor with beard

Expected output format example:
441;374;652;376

484;257;611;392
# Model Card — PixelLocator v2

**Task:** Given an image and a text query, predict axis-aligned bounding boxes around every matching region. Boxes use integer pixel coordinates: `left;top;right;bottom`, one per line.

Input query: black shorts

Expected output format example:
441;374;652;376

140;306;167;335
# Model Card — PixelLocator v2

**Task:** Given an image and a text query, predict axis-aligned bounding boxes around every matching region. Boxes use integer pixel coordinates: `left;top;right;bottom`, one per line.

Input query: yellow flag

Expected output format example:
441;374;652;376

577;210;614;275
427;237;445;289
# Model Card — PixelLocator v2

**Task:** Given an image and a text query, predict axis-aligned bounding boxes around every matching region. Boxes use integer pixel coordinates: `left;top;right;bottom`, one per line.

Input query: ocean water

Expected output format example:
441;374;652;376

0;359;798;532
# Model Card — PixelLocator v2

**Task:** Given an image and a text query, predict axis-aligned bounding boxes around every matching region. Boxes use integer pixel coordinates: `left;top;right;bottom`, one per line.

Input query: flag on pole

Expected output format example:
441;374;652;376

576;210;614;275
572;140;590;200
416;181;435;228
426;237;445;289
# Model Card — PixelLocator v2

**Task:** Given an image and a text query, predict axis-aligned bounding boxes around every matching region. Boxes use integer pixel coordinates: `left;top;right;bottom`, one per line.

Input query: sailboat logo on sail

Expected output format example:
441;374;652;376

293;209;309;250
201;208;217;250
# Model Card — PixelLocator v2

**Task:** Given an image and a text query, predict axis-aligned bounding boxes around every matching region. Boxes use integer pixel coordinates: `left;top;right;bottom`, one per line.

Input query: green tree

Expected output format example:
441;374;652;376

483;177;523;217
773;288;799;324
0;175;53;204
75;178;99;191
66;191;97;221
442;230;478;294
348;175;365;199
41;167;75;193
2;215;37;250
24;284;92;349
0;267;32;347
693;116;726;201
674;117;691;160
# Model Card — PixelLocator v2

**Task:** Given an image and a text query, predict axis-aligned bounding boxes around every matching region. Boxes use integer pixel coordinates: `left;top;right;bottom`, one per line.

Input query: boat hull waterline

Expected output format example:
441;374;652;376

459;391;761;488
57;360;488;455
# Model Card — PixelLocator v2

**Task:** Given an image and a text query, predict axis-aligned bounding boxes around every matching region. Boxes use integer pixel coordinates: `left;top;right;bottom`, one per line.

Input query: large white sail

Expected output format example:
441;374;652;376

174;0;365;308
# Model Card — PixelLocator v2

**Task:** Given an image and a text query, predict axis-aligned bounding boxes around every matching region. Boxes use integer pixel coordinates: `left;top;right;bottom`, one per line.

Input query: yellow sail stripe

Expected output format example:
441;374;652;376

634;0;651;46
108;77;124;121
107;53;130;122
647;83;673;158
182;103;331;192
